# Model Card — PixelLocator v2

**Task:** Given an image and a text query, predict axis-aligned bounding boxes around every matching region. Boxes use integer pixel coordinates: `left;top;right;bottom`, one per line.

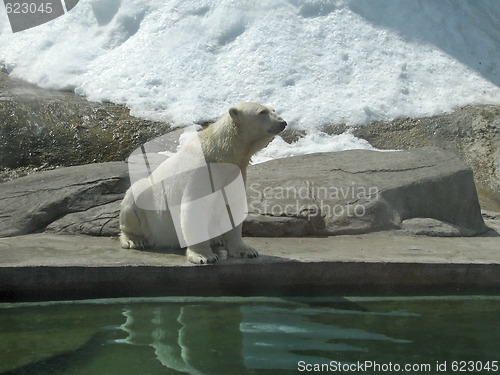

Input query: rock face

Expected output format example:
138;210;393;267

0;72;171;173
0;162;128;237
349;105;500;210
244;147;487;237
0;147;487;239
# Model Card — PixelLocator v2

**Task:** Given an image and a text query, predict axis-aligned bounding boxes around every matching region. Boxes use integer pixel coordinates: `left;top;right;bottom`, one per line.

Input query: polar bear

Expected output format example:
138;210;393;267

119;102;287;264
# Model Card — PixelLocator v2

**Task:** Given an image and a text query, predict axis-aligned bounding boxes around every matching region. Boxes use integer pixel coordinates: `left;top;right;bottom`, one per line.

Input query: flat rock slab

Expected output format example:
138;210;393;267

0;147;488;238
0;233;499;301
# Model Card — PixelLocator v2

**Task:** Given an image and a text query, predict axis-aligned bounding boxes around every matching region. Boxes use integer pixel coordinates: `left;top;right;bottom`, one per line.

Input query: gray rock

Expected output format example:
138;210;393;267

0;147;487;238
481;209;500;234
0;162;128;237
46;201;122;236
348;105;500;210
482;210;500;220
244;147;487;237
401;218;476;237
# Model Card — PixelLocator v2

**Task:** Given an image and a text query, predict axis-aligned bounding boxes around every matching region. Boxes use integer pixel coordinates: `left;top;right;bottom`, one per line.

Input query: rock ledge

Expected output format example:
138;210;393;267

0;147;487;238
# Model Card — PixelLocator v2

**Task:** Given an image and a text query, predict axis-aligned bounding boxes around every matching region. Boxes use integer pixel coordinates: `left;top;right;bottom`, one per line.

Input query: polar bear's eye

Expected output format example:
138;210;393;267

259;110;268;115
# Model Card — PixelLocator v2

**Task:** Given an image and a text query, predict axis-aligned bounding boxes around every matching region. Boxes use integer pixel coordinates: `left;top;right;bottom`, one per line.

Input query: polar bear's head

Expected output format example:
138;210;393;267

228;102;287;140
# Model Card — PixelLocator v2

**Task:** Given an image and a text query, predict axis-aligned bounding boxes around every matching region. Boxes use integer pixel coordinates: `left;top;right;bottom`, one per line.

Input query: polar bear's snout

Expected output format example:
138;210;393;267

269;118;287;134
278;119;288;131
265;109;287;134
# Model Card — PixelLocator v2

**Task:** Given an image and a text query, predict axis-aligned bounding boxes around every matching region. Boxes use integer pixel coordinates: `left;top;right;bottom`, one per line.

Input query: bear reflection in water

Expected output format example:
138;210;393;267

113;301;409;374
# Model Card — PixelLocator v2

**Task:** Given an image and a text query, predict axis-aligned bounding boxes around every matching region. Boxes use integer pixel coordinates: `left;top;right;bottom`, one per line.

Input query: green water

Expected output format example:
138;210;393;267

0;296;498;375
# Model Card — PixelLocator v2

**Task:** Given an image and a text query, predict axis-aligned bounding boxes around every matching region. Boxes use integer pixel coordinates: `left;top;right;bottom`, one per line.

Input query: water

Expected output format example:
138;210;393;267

0;296;498;374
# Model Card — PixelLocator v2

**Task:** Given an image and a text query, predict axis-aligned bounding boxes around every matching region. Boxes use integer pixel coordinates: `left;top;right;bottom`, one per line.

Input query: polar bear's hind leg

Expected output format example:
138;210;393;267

120;232;149;249
119;190;150;249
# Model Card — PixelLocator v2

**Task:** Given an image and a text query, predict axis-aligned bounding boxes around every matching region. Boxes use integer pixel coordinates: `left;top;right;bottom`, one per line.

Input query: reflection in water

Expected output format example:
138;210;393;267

0;297;499;375
112;301;413;374
240;306;411;371
114;304;246;374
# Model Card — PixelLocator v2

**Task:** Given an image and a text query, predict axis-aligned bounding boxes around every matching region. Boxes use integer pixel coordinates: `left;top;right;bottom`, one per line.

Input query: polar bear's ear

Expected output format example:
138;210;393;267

229;107;239;122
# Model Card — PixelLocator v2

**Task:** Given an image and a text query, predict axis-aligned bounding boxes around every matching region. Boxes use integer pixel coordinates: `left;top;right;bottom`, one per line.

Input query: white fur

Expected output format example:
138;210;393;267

119;102;287;264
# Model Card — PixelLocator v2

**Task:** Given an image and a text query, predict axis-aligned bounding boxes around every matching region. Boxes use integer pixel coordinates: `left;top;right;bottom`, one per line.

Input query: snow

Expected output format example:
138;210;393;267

1;0;500;157
252;130;376;164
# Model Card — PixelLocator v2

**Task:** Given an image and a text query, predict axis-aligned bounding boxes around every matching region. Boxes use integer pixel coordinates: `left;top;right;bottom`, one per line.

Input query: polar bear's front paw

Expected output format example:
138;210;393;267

229;244;259;259
186;248;219;265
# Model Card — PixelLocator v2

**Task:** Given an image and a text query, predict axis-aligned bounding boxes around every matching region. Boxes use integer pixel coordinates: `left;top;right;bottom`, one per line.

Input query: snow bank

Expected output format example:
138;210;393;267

1;0;499;156
252;131;376;164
